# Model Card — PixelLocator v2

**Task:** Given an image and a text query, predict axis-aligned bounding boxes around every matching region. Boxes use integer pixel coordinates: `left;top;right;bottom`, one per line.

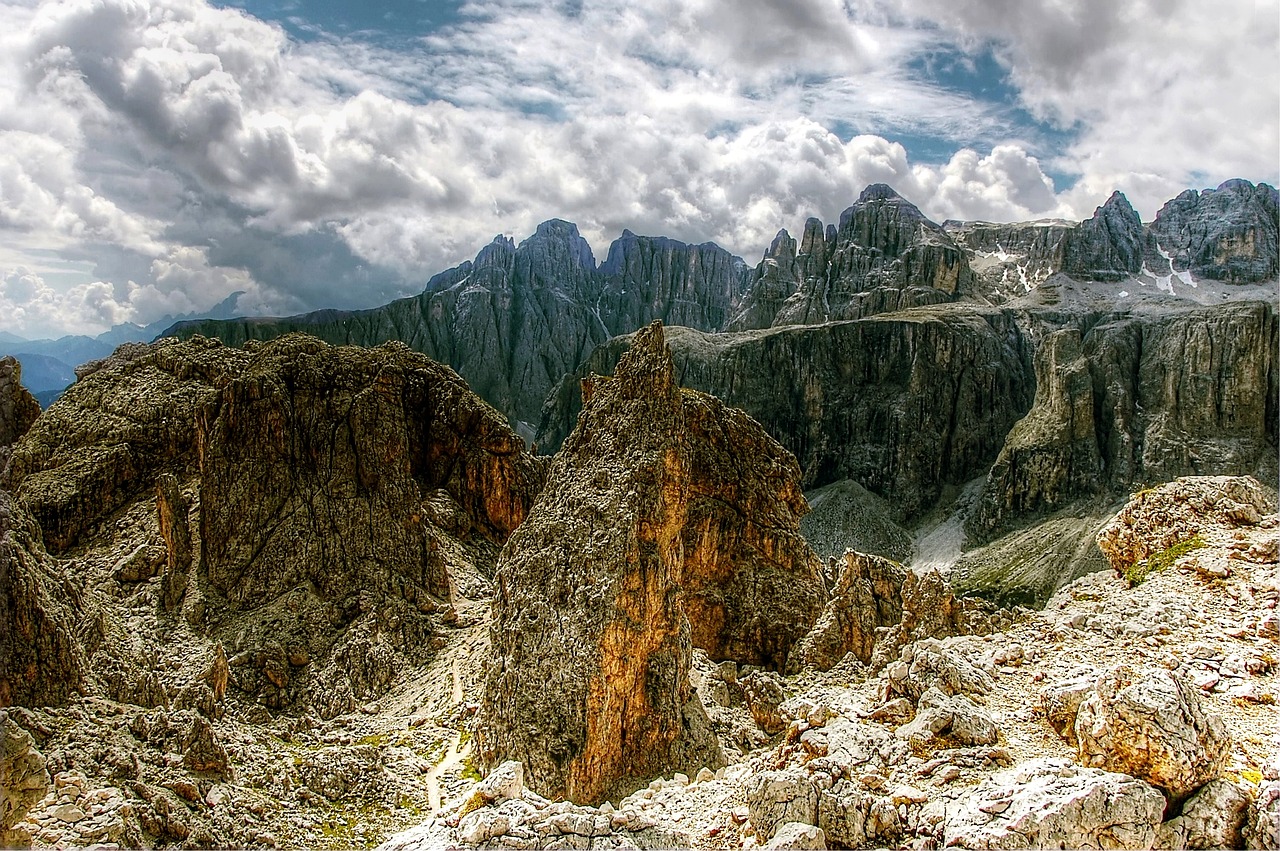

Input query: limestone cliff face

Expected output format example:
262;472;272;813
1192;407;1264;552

1060;191;1145;282
595;231;751;335
0;490;87;707
480;322;824;803
974;301;1278;536
480;322;721;803
728;185;972;330
197;334;546;612
539;310;1034;521
1146;179;1279;282
3;338;243;552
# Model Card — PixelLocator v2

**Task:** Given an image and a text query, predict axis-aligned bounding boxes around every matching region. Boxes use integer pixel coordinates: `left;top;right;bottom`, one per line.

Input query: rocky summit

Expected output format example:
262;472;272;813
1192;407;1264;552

0;178;1277;851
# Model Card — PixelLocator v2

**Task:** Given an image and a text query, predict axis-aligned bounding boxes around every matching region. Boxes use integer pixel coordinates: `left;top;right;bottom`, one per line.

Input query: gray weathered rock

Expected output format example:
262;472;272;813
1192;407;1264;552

1074;665;1231;800
794;550;904;671
943;758;1166;850
1146;179;1279;283
885;638;994;703
729;184;973;331
894;686;998;747
181;715;229;776
1061;191;1145;282
746;769;818;841
1246;780;1280;850
763;821;826;850
0;710;51;845
4;337;241;552
817;780;904;849
1038;667;1099;747
1154;778;1250;849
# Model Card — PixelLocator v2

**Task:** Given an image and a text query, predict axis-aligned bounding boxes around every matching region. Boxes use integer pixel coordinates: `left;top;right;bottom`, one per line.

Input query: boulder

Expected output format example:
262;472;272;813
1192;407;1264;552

1074;666;1231;800
182;716;229;776
0;711;51;846
1097;476;1275;575
740;671;787;735
943;758;1166;850
885;638;994;702
894;686;998;747
1038;668;1099;747
817;780;904;848
1154;778;1250;849
745;769;818;841
763;822;826;850
1245;780;1280;850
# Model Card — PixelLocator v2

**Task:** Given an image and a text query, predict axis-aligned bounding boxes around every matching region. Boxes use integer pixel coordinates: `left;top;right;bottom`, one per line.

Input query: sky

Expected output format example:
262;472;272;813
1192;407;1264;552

0;0;1276;338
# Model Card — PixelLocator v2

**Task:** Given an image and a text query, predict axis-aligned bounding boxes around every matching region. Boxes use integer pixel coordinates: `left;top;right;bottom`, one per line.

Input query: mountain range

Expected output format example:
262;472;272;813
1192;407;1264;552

0;179;1277;850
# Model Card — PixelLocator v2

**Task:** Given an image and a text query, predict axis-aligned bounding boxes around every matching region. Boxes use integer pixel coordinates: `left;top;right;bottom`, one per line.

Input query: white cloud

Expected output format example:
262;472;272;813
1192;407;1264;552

0;0;1272;338
0;267;132;336
881;0;1280;215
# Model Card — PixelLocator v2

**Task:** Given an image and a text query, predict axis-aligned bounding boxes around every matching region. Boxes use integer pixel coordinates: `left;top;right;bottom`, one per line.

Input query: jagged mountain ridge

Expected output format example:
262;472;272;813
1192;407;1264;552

170;179;1279;432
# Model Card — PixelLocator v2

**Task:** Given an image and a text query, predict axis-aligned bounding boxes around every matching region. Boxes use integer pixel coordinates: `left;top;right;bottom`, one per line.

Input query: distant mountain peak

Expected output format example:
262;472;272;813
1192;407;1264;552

857;183;907;204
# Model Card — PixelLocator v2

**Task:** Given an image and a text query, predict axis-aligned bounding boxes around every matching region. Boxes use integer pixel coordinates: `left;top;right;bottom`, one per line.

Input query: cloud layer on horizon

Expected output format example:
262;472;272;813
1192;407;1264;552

0;0;1275;337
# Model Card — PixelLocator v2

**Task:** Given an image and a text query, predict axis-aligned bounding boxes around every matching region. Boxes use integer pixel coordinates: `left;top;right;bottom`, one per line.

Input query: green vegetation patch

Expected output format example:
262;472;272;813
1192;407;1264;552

1125;535;1205;586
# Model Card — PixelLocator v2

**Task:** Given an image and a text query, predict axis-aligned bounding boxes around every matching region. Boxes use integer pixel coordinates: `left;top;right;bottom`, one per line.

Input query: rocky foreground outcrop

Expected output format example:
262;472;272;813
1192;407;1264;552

479;322;824;803
2;333;548;724
0;490;87;708
379;475;1277;851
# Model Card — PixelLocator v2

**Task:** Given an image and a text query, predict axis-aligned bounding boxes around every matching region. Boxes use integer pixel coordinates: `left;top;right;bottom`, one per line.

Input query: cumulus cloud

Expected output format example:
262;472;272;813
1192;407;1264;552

0;0;1271;338
1;267;133;336
881;0;1280;213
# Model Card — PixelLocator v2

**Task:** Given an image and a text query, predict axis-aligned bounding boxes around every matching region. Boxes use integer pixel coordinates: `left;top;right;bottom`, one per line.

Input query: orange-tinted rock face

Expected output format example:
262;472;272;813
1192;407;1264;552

681;393;825;670
480;321;826;803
